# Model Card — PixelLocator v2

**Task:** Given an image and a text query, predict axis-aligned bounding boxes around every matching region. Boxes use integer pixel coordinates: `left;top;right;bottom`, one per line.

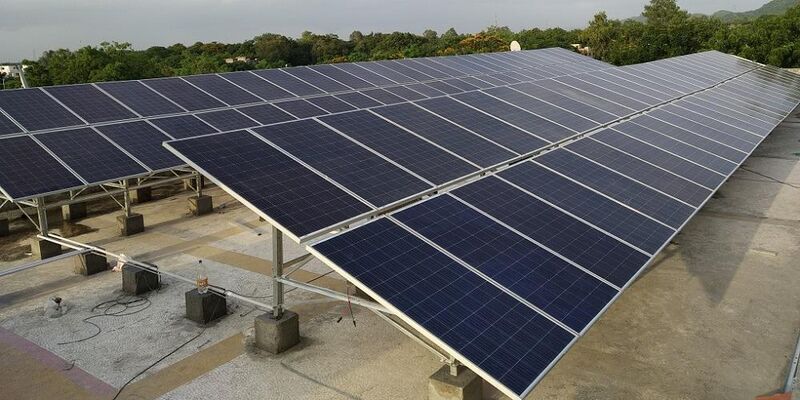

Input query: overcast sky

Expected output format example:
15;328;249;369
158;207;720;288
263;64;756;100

0;0;769;61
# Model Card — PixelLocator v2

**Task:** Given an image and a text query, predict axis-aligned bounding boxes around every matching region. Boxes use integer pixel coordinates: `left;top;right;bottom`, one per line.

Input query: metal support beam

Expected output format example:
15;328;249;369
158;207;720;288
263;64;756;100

122;181;132;217
277;277;392;313
272;226;284;319
195;174;203;197
36;197;49;236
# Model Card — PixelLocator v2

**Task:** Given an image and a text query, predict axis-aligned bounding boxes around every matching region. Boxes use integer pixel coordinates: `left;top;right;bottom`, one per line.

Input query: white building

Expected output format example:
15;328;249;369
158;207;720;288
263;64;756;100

0;65;27;78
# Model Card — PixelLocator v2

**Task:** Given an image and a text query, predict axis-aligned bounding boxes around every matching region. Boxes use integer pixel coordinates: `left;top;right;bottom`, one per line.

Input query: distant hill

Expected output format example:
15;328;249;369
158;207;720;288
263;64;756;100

712;0;799;22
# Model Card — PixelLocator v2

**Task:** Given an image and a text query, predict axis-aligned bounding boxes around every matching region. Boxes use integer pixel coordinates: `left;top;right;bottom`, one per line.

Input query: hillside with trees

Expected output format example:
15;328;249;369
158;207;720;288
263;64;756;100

712;0;799;22
3;0;800;90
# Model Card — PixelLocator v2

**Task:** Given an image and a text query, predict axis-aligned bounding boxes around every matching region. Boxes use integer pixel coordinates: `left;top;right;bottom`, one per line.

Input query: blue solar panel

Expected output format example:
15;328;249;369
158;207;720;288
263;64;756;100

308;64;374;89
196;109;259;131
274;99;327;119
237;103;295;125
499;162;673;254
416;97;547;154
95;121;183;171
382;86;427;101
535;149;694;229
442;78;480;91
590;71;674;102
284;67;350;92
571;74;663;105
659;105;761;146
360;88;405;105
44;85;137;123
319;111;477;185
565;139;711;207
0;112;22;135
183;74;262;105
531;79;633;117
402;59;451;78
0;136;84;199
357;62;416;84
633;115;748;163
305;96;356;114
453;91;574;143
412;58;462;77
618;66;696;94
404;83;446;97
510;82;618;124
599;69;683;99
379;60;433;81
452;176;649;288
394;194;618;332
591;129;725;189
334;92;381;108
0;88;84;131
36;128;147;183
332;63;397;86
372;103;514;167
149;115;218;139
424;80;462;95
165;130;371;238
679;98;774;133
484;87;597;133
96;81;184;117
219;71;293;101
142;78;225;111
312;218;574;398
251;69;323;97
253;119;432;206
458;76;495;89
554;76;649;111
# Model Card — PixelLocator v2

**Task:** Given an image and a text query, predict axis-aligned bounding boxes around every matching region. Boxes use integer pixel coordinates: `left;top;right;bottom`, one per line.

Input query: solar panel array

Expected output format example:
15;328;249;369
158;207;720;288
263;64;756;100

0;48;607;200
165;51;800;399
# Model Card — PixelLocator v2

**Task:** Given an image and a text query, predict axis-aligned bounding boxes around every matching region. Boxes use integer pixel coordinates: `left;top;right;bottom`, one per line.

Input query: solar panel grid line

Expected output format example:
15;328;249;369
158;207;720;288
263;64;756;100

143;119;179;140
598;69;684;99
141;77;226;111
492;86;599;133
713;86;790;120
178;75;251;107
554;75;652;111
27;134;90;186
458;76;497;89
650;109;757;152
493;174;658;256
461;54;504;72
382;85;429;102
693;91;783;124
91;83;147;119
273;99;328;119
98;80;189;117
330;63;398;86
382;60;436;82
647;59;719;85
256;69;326;97
614;67;696;95
628;64;704;92
387;215;581;336
441;78;480;92
193;73;271;104
509;82;619;125
675;99;772;135
307;64;376;90
89;126;156;173
410;58;464;78
574;72;674;103
560;147;699;210
665;103;764;139
38;87;91;125
423;80;464;95
402;59;453;79
283;66;352;92
426;57;479;75
357;61;418;84
636;113;750;161
0;106;27;134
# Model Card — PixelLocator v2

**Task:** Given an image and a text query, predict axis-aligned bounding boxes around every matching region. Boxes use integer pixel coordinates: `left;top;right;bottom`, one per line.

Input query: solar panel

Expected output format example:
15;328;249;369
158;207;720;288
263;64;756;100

360;88;405;105
251;69;323;97
382;86;427;101
483;87;597;133
96;81;184;117
659;104;761;145
509;82;617;124
305;96;356;114
183;74;262;105
442;78;480;92
95;121;183;171
252;119;432;206
331;63;397;86
403;83;445;97
283;67;350;92
44;84;138;123
196;109;259;131
307;64;374;90
357;62;416;84
554;75;649;111
36;128;148;183
273;99;327;119
423;80;462;95
142;77;225;111
219;71;294;100
414;58;462;77
164;130;372;239
378;60;432;82
0;88;84;131
644;111;753;156
334;92;382;108
149;115;218;139
402;59;451;78
0;112;22;135
0;136;84;199
237;103;296;125
532;79;633;117
319;111;477;185
570;74;663;105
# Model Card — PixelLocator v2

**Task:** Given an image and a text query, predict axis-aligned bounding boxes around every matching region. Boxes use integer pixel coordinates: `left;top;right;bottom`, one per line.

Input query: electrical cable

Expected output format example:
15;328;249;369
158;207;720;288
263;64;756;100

739;167;800;189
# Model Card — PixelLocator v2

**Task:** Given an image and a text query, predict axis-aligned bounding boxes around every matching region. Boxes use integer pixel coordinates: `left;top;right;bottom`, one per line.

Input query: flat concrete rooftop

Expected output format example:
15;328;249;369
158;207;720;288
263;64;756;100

1;110;799;399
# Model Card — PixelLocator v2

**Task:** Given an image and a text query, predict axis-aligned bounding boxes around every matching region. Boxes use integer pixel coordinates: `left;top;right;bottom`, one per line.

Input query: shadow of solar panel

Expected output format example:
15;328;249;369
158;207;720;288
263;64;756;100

0;88;84;131
165;130;371;239
36;128;148;183
0;136;84;199
96;81;184;117
95;121;183;171
142;77;225;111
45;85;137;123
183;74;262;105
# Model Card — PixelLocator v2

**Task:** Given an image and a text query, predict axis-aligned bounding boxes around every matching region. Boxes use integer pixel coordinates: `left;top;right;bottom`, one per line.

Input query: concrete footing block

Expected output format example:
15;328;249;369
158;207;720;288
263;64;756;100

0;218;8;237
254;311;300;354
61;202;87;221
122;264;159;295
188;195;213;216
117;213;144;236
30;238;62;260
185;289;227;324
73;253;108;276
428;366;483;400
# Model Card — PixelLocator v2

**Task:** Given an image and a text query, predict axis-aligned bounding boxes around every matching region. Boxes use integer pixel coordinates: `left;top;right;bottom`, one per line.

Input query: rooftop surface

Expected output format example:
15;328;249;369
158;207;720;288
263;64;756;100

0;108;799;399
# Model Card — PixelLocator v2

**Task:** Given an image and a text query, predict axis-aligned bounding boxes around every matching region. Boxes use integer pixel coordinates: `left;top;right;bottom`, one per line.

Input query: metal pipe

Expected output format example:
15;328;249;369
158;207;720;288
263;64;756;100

272;226;284;319
369;309;449;361
785;330;800;392
36;197;48;236
122;181;132;217
277;277;392;314
0;249;90;278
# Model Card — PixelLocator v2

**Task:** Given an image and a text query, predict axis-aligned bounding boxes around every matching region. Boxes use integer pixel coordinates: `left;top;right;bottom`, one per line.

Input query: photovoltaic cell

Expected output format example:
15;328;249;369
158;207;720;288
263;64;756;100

535;149;694;229
308;64;374;89
142;77;225;111
44;85;137;123
510;82;618;124
196;109;259;131
554;76;649;111
183;74;262;105
36;128;147;183
372;103;514;167
166;130;371;238
334;92;382;109
416;97;547;154
659;105;761;145
499;162;673;255
409;58;459;77
306;96;356;114
360;89;405;105
95;121;183;171
403;83;445;97
252;119;432;206
312;218;575;397
0;136;84;199
252;69;323;97
149;115;218;139
452;176;649;288
0;112;22;135
96;81;184;117
357;62;416;84
0;88;84;131
219;71;293;100
458;76;495;89
274;100;327;119
424;81;462;95
394;194;618;332
531;80;633;117
320;111;477;185
284;67;350;92
237;104;295;125
571;74;663;105
382;86;427;101
332;63;397;86
634;115;748;163
484;87;597;133
379;60;433;81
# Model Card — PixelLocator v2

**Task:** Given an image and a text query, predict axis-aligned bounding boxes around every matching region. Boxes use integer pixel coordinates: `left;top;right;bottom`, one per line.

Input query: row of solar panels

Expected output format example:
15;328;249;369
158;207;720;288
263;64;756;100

0;48;612;201
305;64;800;399
165;51;760;242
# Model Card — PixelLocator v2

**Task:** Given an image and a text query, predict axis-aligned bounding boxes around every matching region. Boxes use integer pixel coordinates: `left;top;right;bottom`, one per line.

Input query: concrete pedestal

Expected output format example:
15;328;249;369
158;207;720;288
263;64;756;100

61;203;87;221
117;213;144;236
30;238;62;260
0;218;8;237
254;311;300;354
188;195;213;216
122;264;159;295
428;366;483;400
73;253;108;276
185;289;227;324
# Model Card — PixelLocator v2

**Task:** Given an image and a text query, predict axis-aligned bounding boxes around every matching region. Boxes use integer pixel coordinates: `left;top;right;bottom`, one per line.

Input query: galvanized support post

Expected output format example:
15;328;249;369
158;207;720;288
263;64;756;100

272;226;284;319
36;197;49;236
195;173;203;197
122;181;132;217
448;356;459;377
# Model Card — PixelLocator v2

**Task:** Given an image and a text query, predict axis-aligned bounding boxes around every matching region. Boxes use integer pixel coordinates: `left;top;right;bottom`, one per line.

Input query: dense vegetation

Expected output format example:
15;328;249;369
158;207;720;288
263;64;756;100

3;0;800;89
712;0;799;23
